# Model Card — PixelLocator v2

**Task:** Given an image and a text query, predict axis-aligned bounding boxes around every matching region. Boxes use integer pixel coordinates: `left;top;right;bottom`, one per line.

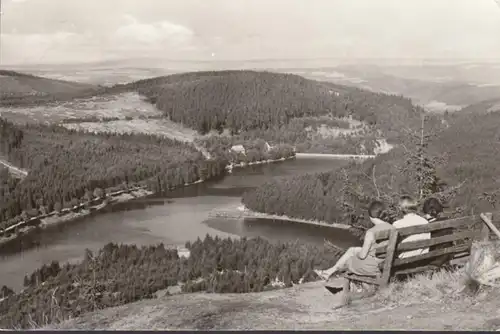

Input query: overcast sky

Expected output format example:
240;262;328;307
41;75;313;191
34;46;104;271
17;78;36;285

1;0;500;65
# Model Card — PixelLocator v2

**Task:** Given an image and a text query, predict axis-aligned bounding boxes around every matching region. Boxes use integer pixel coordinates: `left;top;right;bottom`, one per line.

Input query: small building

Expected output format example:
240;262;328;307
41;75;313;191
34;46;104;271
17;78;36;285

230;144;246;155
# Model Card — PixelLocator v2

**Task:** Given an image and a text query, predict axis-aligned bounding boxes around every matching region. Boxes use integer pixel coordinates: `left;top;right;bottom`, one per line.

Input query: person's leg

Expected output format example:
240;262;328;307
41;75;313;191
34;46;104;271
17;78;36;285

316;247;361;279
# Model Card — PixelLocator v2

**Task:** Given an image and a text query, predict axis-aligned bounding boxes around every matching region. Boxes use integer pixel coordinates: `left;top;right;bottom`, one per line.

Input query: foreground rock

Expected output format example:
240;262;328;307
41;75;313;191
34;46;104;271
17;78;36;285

50;280;500;330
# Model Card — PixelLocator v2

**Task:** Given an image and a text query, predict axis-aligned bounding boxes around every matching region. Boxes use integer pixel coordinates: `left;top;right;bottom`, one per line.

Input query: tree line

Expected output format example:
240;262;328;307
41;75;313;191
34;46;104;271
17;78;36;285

0;235;341;329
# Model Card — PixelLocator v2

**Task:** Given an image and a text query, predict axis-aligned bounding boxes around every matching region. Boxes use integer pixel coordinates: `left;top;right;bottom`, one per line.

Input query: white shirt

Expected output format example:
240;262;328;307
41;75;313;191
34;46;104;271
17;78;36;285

392;213;430;259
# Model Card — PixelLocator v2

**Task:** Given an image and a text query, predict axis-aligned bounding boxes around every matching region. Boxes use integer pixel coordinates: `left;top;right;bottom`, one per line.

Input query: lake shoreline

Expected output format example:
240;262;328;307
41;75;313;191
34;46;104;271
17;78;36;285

0;187;153;254
209;204;351;230
0;155;296;256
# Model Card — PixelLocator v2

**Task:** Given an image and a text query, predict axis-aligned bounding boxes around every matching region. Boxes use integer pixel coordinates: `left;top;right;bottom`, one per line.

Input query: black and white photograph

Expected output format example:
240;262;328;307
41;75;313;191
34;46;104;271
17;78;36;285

1;0;500;330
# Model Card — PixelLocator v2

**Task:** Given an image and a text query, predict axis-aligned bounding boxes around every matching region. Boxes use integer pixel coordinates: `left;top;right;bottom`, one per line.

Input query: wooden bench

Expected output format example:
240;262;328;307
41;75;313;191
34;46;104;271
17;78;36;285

339;211;498;305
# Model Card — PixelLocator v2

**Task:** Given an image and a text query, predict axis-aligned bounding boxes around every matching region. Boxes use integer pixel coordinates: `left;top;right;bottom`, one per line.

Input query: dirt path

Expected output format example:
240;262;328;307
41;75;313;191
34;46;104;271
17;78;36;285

0;158;27;178
50;280;500;330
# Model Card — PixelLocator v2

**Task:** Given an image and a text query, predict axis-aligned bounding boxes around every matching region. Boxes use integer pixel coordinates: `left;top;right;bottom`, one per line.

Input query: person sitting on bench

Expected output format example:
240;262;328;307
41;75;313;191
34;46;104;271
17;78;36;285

392;195;430;258
314;200;395;280
423;197;454;267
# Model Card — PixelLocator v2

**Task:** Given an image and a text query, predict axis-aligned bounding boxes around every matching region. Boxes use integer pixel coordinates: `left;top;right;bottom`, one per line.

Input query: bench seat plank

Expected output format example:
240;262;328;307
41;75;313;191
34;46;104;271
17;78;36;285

394;265;439;276
342;273;380;285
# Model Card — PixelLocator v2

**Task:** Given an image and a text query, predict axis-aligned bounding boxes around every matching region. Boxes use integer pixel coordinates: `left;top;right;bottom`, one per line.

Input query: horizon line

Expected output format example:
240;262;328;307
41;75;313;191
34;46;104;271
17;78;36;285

2;56;500;69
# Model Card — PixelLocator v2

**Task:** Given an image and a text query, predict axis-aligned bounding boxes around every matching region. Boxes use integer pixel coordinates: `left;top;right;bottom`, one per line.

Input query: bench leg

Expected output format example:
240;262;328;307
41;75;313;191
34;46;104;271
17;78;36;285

358;282;378;298
346;282;378;302
331;278;352;310
341;277;351;306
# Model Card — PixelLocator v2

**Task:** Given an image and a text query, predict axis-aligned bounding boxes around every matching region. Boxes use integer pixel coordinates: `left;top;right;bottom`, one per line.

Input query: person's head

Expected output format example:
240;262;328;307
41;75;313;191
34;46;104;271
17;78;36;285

368;200;387;225
422;197;443;220
398;195;418;214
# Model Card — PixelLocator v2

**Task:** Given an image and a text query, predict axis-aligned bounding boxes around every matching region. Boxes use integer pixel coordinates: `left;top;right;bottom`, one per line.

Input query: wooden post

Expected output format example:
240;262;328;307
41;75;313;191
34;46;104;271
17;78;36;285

480;212;492;241
341;277;351;306
481;212;500;240
379;229;399;287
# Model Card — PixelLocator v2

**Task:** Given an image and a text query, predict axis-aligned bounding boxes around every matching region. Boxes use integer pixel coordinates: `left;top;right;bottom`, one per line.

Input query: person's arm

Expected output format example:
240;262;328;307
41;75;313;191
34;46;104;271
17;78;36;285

357;230;375;260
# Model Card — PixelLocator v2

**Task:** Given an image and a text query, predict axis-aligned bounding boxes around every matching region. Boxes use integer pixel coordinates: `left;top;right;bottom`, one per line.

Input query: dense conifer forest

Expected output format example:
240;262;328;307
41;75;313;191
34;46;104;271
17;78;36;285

0;235;341;329
127;70;424;142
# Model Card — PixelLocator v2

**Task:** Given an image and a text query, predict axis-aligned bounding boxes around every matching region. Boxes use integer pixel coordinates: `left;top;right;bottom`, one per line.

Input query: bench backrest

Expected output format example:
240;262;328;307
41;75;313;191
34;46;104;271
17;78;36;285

373;212;497;286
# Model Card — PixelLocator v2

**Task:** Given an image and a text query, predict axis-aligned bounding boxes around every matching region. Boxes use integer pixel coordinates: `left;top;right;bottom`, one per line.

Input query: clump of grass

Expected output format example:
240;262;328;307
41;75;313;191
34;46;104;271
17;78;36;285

375;267;473;306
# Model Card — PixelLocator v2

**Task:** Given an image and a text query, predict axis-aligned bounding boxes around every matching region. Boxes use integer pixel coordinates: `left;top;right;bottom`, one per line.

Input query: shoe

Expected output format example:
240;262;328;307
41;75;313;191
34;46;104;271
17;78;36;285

314;269;330;280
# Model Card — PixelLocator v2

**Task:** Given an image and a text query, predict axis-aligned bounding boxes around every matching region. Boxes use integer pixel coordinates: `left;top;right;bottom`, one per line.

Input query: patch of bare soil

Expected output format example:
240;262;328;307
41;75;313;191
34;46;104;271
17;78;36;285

49;280;500;330
62;118;197;143
305;118;367;140
61;118;211;158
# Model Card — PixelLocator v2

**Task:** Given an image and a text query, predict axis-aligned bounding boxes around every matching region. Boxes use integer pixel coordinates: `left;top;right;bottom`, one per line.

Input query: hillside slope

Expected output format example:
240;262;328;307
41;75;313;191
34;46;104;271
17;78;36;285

327;65;500;111
1;69;423;155
455;98;500;115
100;70;424;156
107;70;423;140
242;100;500;230
0;70;98;105
50;279;500;331
0;117;223;228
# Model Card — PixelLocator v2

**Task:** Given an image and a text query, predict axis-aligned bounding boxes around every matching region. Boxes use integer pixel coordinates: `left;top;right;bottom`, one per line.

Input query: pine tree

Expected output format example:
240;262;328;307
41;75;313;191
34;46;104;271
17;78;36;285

399;114;447;202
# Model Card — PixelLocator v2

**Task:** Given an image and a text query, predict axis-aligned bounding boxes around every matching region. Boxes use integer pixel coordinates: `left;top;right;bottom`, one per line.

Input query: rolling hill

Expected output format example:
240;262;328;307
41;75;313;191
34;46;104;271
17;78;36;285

453;98;500;115
106;70;425;142
1;70;427;155
294;64;500;112
0;70;99;106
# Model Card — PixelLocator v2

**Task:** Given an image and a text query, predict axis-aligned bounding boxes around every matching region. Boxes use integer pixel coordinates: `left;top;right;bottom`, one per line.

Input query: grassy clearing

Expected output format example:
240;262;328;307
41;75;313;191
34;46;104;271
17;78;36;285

61;118;197;143
0;92;161;124
375;268;471;306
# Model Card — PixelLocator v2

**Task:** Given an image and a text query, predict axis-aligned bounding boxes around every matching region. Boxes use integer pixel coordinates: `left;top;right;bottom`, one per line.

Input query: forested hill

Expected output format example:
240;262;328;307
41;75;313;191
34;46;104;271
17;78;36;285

0;70;98;103
1;69;434;156
0;118;228;227
108;70;425;141
1;69;426;145
454;97;500;115
242;105;500;233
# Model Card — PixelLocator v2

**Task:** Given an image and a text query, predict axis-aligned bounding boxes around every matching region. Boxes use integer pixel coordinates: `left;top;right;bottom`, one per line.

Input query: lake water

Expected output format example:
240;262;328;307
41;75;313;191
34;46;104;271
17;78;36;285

0;157;360;290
